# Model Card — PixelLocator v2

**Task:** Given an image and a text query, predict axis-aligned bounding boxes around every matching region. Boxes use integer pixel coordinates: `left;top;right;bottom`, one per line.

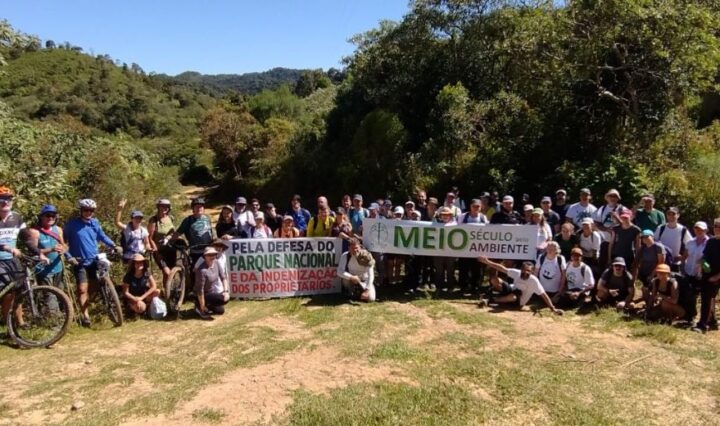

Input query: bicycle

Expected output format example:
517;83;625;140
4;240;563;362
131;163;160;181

164;240;206;314
73;249;124;327
1;255;73;348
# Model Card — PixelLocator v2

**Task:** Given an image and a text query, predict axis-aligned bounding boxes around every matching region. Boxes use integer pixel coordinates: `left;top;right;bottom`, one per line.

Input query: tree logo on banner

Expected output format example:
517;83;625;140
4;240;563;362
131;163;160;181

368;222;390;250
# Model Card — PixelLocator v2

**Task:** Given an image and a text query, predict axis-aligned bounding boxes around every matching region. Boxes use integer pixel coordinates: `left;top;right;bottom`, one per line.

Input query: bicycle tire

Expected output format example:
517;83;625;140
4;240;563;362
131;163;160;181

7;286;73;348
100;277;124;326
165;266;186;312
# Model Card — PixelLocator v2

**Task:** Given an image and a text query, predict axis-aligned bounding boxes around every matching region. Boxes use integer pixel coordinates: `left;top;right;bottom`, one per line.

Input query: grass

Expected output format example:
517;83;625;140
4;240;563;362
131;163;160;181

192;408;226;424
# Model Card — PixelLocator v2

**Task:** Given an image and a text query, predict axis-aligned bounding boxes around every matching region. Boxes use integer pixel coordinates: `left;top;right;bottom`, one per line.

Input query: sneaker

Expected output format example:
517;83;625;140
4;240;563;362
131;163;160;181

80;316;92;328
691;326;707;334
195;307;213;321
478;298;489;308
429;284;437;291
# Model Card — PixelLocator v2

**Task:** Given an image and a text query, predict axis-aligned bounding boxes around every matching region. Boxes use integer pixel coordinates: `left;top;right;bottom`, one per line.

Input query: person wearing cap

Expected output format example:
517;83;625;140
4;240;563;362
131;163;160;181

426;197;439;220
216;205;236;239
553;222;580;260
148;198;176;284
540;196;560;233
682;222;710;322
609;210;641;273
490;195;522;225
443;192;461;218
264;203;282;233
636;230;666;299
194;246;229;319
457;199;488;293
478;257;563;315
530;208;552;252
535;241;566;295
242;212;272;239
578;217;602;278
634;193;665;233
348;194;370;235
379;199;392;219
368;203;381;219
121;253;160;316
552;189;569;224
647;264;684;322
233;196;255;234
522;204;534;224
274;215;301;239
27;204;65;288
434;207;458;291
402;200;417;221
171;197;214;268
654;207;691;271
593;189;625;266
382;206;407;285
451;186;466;212
415;189;428;220
194;238;229;277
565;188;597;229
337;239;376;302
286;194;311;236
555;247;595;307
114;198;151;263
459;199;488;225
596;257;635;309
694;218;720;332
307;207;335;237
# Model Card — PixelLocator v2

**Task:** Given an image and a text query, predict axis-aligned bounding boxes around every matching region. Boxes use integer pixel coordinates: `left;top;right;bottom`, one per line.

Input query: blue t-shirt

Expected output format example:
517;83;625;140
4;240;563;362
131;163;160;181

35;225;63;277
286;208;311;232
348;208;369;234
63;217;115;266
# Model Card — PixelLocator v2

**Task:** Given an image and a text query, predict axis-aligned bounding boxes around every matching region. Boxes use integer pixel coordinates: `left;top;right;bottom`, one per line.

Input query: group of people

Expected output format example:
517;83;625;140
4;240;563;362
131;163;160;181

0;184;719;334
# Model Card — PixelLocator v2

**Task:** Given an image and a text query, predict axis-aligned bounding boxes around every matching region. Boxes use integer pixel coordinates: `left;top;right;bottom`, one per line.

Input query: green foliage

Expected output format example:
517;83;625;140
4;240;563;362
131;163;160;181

168;67;309;96
294;69;332;97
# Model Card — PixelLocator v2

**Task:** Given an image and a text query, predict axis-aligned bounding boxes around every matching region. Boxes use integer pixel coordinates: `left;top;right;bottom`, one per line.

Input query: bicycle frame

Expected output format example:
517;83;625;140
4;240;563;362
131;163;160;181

0;256;41;317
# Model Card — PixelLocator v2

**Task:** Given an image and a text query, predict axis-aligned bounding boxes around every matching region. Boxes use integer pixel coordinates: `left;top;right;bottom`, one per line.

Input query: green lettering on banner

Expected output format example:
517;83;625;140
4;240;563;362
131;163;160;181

447;228;468;250
236;256;246;270
394;226;419;248
284;253;295;268
422;227;436;249
228;256;239;271
438;227;445;250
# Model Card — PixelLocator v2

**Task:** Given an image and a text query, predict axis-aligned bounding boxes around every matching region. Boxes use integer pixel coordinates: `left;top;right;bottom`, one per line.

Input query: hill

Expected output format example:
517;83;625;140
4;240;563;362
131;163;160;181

167;67;308;96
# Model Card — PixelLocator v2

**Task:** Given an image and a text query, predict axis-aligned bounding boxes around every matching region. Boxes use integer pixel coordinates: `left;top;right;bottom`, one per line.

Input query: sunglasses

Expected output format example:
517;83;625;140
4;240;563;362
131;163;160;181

81;208;95;213
43;214;57;219
613;265;624;268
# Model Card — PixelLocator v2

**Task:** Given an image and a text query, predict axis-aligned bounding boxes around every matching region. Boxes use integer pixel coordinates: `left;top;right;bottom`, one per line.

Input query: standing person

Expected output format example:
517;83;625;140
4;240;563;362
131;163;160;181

609;211;641;274
531;208;552;253
594;189;625;266
307;207;334;237
115;199;151;263
596;258;635;309
341;195;352;212
522;204;534;224
147;198;175;285
635;230;665;301
348;194;369;235
540;196;561;233
367;203;385;285
286;194;311;236
458;199;487;293
426;197;439;221
554;222;579;260
634;194;665;233
478;257;564;314
337;240;376;302
552;189;570;224
654;207;691;272
479;193;495;220
330;208;353;252
402;201;417;221
264;203;282;233
194;246;229;320
647;264;684;322
565;188;597;229
555;248;595;307
121;254;161;317
433;207;458;292
694;218;720;333
683;222;710;323
415;189;428;220
443;192;462;218
384;207;405;285
316;196;335;218
578;218;602;278
451;186;466;212
64;198;121;327
535;242;566;296
232;196;255;235
171;197;214;268
215;205;236;239
274;215;301;239
243;212;273;239
490;196;522;224
249;198;262;217
27;205;65;288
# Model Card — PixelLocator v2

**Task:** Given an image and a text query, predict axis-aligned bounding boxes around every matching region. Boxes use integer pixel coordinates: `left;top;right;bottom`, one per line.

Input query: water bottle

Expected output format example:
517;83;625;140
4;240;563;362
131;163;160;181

702;260;711;274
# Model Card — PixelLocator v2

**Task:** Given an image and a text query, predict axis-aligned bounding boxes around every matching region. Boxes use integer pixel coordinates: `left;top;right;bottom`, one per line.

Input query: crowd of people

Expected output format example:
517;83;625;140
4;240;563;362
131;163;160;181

0;184;719;334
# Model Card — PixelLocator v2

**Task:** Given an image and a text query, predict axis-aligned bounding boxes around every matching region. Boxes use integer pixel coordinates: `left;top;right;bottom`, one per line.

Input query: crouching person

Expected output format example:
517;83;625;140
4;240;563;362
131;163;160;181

337;239;376;303
121;254;161;317
596;257;636;310
647;264;684;322
554;248;595;308
479;257;563;315
194;246;230;320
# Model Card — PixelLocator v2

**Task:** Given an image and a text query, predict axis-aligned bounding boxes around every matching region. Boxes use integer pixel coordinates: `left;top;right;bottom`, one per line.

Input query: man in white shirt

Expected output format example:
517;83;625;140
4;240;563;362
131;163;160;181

683;221;710;322
479;257;563;314
593;189;625;266
654;207;691;272
565;188;597;230
232;196;255;235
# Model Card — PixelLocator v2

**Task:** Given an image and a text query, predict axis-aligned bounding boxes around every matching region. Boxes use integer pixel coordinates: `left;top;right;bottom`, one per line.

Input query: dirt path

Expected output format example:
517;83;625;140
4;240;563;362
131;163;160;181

180;185;222;222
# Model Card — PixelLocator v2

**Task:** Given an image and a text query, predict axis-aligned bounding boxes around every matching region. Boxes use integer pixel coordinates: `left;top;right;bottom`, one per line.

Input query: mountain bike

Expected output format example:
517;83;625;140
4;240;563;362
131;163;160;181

165;240;206;314
2;255;73;348
73;249;124;327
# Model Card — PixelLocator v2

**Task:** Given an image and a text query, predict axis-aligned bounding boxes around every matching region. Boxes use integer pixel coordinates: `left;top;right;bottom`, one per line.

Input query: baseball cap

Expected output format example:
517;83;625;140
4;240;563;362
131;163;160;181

641;229;654;238
694;221;708;231
641;193;655;200
480;192;490;199
265;203;275;209
368;203;379;211
283;215;294;222
541;196;552;203
666;206;679;214
39;204;58;216
405;200;415;207
211;238;227;249
571;247;583;256
523;204;533;212
411;210;422;219
502;195;514;203
581;217;594;226
235;197;247;204
428;197;439;206
353;194;363;201
655;264;671;274
605;189;621;199
531;208;543;215
556;189;567;195
131;253;146;262
393;206;404;215
130;210;144;218
446;192;456;198
580;188;591;195
612;257;626;266
254;211;264;220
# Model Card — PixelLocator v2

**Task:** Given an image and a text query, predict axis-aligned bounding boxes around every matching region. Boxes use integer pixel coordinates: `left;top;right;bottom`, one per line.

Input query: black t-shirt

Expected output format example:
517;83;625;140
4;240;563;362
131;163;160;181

600;269;633;292
612;225;641;259
552;203;569;223
123;272;149;297
703;237;720;278
215;221;235;239
490;209;522;224
544;210;561;230
553;233;579;259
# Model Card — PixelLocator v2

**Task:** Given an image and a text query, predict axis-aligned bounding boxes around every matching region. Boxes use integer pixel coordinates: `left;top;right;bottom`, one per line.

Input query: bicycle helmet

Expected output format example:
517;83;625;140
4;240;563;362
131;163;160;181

0;186;15;198
78;199;97;210
156;198;171;209
191;197;206;206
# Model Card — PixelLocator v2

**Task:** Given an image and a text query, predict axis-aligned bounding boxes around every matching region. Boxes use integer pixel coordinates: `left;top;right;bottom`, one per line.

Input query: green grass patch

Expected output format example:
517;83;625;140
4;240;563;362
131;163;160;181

370;341;429;363
192;407;226;423
411;299;513;331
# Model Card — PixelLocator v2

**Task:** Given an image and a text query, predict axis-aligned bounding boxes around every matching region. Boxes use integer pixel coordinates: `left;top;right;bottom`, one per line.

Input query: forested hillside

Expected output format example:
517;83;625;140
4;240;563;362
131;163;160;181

167;68;325;96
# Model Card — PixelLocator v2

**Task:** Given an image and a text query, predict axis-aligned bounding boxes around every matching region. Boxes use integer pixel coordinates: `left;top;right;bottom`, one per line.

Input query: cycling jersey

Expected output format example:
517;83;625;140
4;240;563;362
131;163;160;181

177;214;213;253
63;217;116;266
0;212;25;261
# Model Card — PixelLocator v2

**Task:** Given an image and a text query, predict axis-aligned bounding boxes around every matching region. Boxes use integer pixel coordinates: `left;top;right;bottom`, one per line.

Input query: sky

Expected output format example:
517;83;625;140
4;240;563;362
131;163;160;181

1;0;409;75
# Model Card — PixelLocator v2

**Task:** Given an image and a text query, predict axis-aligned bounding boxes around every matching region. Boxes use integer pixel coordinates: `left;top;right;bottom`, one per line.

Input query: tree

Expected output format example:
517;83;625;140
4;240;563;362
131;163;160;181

294;69;332;97
45;39;55;49
199;105;261;181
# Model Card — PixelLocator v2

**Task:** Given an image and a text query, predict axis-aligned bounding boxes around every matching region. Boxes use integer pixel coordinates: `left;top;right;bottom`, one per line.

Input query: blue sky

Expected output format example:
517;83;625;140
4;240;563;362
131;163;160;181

1;0;409;75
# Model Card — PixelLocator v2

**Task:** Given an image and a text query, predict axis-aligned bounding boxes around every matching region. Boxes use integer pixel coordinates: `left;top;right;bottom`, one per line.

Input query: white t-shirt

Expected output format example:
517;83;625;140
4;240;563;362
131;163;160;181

233;209;255;234
507;268;546;306
535;254;566;293
536;223;552;249
654;224;691;258
593;204;624;241
566;202;597;228
684;237;709;278
565;263;595;291
578;231;602;258
122;225;149;259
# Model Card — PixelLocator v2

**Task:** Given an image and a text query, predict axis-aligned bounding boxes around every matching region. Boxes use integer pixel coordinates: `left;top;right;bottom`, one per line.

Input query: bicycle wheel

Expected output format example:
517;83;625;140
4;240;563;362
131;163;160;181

165;266;186;312
100;277;124;326
7;286;72;348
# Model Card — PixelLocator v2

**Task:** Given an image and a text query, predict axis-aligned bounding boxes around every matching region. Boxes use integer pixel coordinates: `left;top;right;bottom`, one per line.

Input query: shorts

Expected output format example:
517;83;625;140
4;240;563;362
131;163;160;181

37;273;64;289
0;258;21;289
73;263;99;285
154;246;178;269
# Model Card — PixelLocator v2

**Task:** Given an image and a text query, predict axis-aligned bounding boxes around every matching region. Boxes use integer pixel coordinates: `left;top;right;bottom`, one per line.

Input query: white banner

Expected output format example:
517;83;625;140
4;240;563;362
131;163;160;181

224;238;343;298
362;219;537;260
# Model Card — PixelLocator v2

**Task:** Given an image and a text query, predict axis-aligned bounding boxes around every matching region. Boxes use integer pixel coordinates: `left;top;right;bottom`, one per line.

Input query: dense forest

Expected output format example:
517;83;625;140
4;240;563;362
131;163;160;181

3;0;720;226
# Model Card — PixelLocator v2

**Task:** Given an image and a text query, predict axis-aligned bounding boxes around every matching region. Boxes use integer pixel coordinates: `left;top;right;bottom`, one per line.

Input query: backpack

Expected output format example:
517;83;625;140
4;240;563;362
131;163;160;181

657;224;689;255
656;242;674;266
538;253;564;272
